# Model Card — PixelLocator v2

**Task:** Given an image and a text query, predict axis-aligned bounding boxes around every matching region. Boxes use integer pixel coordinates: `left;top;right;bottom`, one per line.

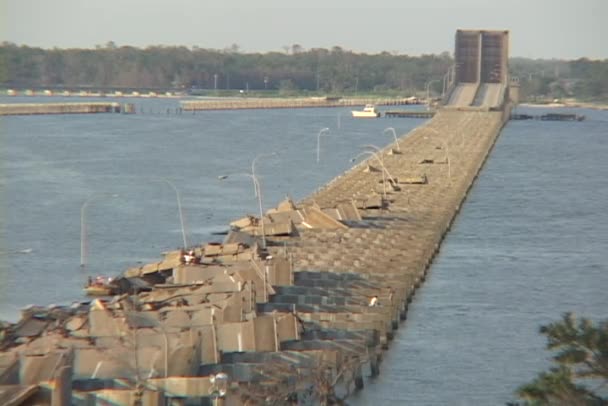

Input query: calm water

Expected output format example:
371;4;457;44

349;106;608;405
0;96;426;320
1;98;607;404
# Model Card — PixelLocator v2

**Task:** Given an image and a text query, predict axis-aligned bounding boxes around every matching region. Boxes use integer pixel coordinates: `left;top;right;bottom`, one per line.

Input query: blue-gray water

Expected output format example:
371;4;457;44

0;96;427;318
1;97;607;404
349;106;608;405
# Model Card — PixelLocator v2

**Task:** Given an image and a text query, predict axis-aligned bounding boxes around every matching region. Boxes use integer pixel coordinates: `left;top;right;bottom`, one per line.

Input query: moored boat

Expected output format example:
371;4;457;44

352;104;381;118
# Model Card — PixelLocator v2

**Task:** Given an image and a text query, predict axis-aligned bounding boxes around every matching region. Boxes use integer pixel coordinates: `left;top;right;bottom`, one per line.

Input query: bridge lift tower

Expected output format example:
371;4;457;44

445;30;516;109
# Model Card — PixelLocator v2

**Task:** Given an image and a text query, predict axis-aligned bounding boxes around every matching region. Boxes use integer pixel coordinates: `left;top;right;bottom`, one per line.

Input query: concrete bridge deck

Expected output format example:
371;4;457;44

282;109;506;293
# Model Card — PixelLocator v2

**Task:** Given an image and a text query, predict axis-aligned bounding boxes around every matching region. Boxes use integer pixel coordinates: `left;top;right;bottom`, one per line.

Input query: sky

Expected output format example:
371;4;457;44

1;0;606;60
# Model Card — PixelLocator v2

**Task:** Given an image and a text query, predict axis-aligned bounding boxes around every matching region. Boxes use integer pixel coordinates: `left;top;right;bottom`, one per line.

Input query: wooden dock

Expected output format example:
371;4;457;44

181;97;421;111
511;112;585;121
0;102;134;116
384;110;436;118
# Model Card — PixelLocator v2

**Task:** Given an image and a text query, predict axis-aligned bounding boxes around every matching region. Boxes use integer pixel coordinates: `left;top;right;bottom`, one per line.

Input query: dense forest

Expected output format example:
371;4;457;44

1;42;607;101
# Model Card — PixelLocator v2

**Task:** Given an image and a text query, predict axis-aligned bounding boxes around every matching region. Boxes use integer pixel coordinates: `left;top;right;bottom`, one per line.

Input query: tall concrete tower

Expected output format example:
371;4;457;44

455;30;509;85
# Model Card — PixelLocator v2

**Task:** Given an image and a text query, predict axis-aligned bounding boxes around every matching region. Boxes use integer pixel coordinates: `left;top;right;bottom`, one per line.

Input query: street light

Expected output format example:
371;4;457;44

351;151;389;199
80;192;119;269
316;128;330;163
360;144;398;186
442;64;456;97
425;79;441;111
251;152;278;197
218;172;266;249
160;179;188;249
383;127;401;152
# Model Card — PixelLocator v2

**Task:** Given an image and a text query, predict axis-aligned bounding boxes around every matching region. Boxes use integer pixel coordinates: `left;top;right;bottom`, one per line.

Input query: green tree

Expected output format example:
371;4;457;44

516;313;608;405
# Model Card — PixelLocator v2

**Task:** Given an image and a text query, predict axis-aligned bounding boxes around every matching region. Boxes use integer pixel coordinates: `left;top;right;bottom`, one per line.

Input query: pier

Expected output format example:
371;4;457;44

0;30;515;405
384;110;436;118
511;112;585;121
0;102;134;116
181;97;420;111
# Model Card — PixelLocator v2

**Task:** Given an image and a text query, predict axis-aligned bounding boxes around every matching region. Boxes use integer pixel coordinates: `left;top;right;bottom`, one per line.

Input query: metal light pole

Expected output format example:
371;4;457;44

161;179;188;249
251;152;278;197
361;144;398;186
351;151;388;199
218;172;266;249
383;127;401;152
316;128;330;163
80;193;118;269
425;79;441;111
443;64;456;97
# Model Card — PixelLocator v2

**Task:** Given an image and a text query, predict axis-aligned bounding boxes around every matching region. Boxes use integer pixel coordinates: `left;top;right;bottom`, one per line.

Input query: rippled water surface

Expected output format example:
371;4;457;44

2;98;607;404
0;96;425;319
349;106;608;405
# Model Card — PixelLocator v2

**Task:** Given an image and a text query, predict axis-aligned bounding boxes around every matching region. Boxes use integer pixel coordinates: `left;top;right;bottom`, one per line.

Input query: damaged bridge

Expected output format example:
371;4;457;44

0;30;515;405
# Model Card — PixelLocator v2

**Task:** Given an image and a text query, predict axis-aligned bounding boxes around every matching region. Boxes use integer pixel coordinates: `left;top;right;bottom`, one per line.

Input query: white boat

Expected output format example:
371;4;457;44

352;104;380;118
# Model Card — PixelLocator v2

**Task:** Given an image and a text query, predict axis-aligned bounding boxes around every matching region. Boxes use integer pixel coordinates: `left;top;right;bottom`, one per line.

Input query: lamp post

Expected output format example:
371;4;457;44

443;64;456;97
80;192;118;269
361;144;398;186
251;152;278;197
442;71;449;98
351;149;397;200
218;172;266;249
425;79;441;111
161;179;188;249
383;127;401;152
316;128;330;163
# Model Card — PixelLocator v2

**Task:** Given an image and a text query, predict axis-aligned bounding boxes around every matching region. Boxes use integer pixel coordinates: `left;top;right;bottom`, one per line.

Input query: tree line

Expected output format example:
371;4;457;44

1;42;607;100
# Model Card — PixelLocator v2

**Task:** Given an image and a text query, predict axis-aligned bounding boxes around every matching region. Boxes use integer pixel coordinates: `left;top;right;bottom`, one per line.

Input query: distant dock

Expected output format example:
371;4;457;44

384;110;436;118
0;102;134;116
511;112;585;121
181;97;421;111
